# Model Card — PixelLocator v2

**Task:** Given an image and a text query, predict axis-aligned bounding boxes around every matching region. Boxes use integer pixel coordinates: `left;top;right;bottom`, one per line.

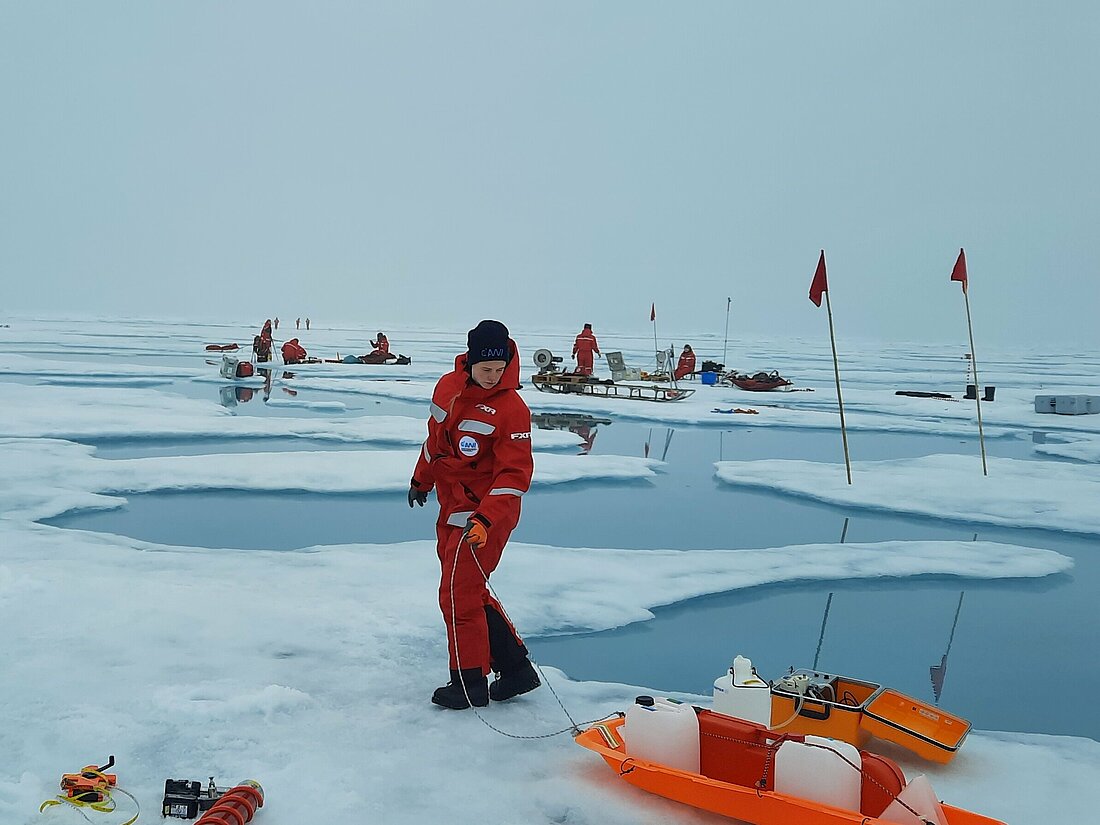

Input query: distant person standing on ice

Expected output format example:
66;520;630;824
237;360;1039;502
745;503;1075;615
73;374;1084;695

674;344;696;380
407;319;541;710
296;317;301;330
254;319;274;362
305;317;311;330
274;317;279;330
572;323;600;376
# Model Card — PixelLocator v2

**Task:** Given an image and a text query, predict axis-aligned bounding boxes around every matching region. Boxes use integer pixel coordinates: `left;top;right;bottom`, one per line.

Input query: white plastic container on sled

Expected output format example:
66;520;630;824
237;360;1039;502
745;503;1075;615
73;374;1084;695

622;696;700;773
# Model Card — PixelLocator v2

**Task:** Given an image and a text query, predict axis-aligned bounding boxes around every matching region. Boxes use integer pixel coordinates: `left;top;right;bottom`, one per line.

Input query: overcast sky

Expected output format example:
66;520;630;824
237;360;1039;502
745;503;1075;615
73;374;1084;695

2;2;1097;347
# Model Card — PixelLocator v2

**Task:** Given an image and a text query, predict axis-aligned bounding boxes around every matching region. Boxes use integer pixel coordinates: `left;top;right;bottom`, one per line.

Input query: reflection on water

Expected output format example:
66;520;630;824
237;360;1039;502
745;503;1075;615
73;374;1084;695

929;592;965;704
40;421;1097;738
532;412;612;455
218;368;306;410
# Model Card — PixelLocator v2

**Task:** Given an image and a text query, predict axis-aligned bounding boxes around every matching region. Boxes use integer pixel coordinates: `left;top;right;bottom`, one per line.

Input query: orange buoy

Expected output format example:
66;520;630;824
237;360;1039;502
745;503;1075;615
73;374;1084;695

195;780;264;825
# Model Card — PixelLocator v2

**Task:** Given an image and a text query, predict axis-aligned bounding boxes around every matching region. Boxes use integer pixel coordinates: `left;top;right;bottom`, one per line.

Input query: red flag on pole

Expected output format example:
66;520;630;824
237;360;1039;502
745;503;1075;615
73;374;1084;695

809;250;828;307
951;248;968;293
650;303;655;322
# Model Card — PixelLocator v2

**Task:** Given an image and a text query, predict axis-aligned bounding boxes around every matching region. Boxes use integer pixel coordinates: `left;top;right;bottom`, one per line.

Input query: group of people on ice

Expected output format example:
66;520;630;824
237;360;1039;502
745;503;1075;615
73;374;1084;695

570;322;697;381
248;320;399;365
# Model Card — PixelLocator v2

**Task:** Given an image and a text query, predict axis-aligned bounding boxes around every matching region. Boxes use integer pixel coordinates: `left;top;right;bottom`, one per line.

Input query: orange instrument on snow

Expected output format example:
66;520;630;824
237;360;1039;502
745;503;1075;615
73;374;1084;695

195;780;265;825
40;755;139;824
60;755;117;802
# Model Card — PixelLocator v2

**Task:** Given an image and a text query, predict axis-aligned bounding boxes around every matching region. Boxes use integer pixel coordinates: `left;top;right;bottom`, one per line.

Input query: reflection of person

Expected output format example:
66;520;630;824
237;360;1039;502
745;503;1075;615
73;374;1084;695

674;344;696;380
408;320;541;710
370;332;390;357
572;323;600;376
260;368;273;402
569;423;597;455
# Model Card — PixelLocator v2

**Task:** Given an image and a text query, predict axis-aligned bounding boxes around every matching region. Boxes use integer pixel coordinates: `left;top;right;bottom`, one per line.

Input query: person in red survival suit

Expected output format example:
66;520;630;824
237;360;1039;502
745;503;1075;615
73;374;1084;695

370;332;390;357
408;320;541;710
254;320;274;362
572;323;601;376
281;338;307;364
674;344;696;380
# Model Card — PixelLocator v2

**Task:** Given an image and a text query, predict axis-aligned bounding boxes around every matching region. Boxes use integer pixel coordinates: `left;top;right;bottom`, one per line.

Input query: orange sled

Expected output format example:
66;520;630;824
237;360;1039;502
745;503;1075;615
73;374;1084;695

576;712;1005;825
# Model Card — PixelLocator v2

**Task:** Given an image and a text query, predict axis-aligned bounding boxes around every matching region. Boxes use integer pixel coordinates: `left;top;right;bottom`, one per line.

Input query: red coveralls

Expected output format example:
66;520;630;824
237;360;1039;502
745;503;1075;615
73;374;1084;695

281;339;307;363
371;334;390;357
572;328;600;376
411;343;533;674
253;320;274;362
674;348;696;380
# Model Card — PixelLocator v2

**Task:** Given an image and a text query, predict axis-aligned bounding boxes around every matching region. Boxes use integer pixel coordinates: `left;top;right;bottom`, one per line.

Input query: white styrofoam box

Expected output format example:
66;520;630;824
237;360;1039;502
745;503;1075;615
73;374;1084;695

1034;395;1057;413
1055;395;1091;415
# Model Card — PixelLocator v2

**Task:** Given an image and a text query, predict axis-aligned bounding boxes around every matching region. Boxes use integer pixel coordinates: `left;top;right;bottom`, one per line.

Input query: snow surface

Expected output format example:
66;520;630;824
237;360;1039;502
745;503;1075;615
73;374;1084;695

0;383;582;450
1034;433;1100;463
715;454;1100;535
1;318;1098;824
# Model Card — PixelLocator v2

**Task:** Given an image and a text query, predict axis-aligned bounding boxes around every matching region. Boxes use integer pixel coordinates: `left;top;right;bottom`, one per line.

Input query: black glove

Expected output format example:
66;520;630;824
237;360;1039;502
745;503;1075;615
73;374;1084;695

408;485;428;508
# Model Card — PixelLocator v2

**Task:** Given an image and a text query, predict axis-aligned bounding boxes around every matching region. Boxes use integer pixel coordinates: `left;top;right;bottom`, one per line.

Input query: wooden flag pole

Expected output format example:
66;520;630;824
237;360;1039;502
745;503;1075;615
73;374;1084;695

962;288;988;475
722;296;731;369
824;290;853;485
651;310;659;368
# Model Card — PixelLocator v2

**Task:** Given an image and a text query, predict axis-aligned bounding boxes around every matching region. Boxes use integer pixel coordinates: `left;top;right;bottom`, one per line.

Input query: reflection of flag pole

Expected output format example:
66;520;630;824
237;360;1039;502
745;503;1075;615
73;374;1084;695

930;592;965;704
809;250;852;484
722;296;732;370
812;518;848;670
813;593;833;671
951;249;988;475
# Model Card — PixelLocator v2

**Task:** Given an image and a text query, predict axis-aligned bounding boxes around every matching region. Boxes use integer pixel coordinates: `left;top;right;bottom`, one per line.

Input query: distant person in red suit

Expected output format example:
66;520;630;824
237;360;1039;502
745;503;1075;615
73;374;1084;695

674;344;696;380
370;332;390;357
572;323;600;376
281;338;307;364
254;319;274;362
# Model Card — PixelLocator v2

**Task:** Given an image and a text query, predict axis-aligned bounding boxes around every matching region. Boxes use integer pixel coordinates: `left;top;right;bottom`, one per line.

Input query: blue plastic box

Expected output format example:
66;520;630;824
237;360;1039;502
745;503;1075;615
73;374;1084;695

701;371;717;385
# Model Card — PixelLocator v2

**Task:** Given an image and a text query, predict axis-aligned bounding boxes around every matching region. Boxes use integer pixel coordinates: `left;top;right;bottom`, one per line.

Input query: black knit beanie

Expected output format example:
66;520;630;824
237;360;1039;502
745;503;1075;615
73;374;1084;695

466;320;512;366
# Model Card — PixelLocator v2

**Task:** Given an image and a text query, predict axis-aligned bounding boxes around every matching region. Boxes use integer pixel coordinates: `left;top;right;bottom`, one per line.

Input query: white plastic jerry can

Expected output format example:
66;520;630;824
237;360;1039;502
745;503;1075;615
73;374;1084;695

622;696;700;773
713;655;772;726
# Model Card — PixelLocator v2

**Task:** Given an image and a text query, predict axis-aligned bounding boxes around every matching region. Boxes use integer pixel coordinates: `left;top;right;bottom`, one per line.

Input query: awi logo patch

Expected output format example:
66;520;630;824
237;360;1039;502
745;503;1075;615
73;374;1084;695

458;435;480;457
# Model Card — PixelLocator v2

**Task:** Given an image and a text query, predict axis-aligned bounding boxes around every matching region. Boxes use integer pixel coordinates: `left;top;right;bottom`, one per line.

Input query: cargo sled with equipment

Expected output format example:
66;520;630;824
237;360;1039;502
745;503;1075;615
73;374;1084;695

530;349;694;403
576;699;1003;825
725;370;793;391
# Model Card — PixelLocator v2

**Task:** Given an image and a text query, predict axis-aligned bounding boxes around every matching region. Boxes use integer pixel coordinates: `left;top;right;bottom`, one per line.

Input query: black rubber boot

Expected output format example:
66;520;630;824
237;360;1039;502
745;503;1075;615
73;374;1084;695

486;605;529;675
431;668;489;710
489;658;541;702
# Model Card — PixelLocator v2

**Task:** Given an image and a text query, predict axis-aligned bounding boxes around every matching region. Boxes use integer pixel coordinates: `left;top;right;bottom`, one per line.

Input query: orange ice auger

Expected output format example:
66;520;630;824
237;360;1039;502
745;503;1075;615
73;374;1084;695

196;780;264;825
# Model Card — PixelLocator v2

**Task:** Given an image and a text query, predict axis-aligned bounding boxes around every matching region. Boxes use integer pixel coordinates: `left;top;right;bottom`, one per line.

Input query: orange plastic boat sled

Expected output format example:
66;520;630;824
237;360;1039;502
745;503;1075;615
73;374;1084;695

575;711;1005;825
